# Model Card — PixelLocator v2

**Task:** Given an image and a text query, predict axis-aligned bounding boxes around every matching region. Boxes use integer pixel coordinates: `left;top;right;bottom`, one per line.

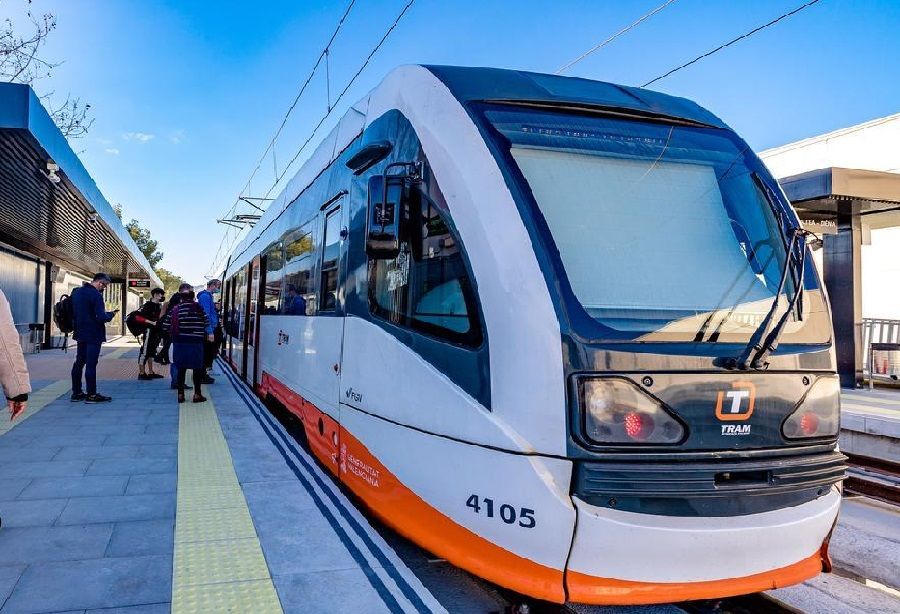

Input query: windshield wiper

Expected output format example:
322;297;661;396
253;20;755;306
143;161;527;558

734;227;807;370
751;230;810;368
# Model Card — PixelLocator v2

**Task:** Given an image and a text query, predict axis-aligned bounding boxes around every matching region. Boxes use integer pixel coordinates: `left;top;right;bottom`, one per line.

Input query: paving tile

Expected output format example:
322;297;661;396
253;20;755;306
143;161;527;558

0;565;25;609
1;555;171;613
85;604;171;614
104;433;177;446
0;459;89;478
106;519;175;557
86;457;176;476
0;446;61;462
0;498;67;527
173;538;271;586
27;435;110;448
231;456;294;484
125;473;177;496
274;569;393;614
56;494;176;525
0;524;113;565
53;445;142;461
0;478;30;501
143;424;178;436
251;507;358;575
17;476;129;500
75;424;148;436
242;480;318;517
137;444;177;459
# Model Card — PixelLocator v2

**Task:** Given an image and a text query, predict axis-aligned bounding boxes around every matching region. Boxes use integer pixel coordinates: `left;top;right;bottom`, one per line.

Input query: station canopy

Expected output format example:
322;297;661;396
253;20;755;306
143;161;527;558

0;83;161;287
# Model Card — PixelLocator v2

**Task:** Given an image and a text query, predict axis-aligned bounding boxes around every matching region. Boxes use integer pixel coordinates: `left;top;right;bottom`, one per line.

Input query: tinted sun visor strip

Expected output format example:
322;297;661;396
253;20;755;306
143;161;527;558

482;99;718;129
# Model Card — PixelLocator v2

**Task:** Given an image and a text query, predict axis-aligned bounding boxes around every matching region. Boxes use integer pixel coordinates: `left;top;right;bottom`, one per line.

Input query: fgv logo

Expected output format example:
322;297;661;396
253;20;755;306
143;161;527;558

715;381;756;421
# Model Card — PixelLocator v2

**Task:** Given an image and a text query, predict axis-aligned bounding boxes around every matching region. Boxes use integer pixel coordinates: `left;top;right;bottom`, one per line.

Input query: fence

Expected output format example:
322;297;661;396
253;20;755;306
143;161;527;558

862;318;900;387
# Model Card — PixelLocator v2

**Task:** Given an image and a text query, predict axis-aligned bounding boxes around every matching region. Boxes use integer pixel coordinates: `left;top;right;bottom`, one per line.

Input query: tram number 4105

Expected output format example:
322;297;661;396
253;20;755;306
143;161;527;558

466;494;536;528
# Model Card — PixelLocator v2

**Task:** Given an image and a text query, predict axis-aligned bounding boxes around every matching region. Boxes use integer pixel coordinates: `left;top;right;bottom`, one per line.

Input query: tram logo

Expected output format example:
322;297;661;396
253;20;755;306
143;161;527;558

715;381;756;421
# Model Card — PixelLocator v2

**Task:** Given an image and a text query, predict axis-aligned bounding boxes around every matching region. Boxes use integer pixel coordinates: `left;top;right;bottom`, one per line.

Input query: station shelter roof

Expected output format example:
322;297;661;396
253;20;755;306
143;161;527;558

0;82;162;288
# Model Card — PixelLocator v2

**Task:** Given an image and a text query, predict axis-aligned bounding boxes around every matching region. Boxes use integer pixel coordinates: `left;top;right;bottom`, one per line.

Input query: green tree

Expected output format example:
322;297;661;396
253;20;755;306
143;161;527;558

156;268;187;297
125;218;164;269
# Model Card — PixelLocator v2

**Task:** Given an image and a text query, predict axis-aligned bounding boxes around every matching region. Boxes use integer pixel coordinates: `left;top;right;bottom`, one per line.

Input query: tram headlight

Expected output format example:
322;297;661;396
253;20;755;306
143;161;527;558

782;375;840;439
579;378;685;445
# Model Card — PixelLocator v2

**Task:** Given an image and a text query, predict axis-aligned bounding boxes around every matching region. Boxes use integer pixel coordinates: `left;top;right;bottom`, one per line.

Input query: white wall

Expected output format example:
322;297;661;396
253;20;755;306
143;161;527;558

761;113;900;177
862;227;900;319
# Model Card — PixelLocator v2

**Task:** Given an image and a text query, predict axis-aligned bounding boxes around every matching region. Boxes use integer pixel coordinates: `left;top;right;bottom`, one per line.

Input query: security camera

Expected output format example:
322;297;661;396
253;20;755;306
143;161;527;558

43;160;61;184
87;213;98;224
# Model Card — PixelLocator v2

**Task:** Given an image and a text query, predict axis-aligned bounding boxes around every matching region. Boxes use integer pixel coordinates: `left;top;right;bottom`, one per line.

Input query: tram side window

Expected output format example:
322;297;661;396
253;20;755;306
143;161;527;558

232;268;247;338
282;222;316;315
369;192;481;347
263;242;284;315
319;208;341;313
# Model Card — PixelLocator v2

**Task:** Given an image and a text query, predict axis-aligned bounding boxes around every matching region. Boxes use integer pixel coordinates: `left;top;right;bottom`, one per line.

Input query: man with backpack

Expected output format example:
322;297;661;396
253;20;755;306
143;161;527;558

129;287;166;380
70;273;118;403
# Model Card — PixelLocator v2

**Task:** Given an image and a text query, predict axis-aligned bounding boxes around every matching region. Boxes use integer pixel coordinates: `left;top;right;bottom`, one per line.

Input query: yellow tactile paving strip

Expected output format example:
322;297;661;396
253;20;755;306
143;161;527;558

172;391;283;614
104;346;134;360
0;379;70;436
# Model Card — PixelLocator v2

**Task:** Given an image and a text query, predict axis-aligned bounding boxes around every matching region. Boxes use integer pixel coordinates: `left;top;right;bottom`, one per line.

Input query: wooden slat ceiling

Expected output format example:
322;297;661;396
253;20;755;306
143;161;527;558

0;128;145;280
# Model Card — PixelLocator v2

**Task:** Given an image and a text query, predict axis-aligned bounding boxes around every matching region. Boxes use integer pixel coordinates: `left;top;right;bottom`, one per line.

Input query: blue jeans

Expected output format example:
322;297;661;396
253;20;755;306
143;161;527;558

71;341;102;395
170;363;178;387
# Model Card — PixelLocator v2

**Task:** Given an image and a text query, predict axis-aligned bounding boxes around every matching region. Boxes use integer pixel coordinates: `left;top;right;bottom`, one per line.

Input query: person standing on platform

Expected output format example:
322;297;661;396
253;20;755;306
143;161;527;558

165;290;209;403
196;279;221;384
71;273;117;403
156;282;192;367
137;288;166;380
0;289;30;421
162;283;194;390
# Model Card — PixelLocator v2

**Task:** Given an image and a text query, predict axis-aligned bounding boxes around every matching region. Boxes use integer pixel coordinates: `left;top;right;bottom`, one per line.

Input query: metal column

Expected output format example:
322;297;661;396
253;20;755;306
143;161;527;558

823;199;863;388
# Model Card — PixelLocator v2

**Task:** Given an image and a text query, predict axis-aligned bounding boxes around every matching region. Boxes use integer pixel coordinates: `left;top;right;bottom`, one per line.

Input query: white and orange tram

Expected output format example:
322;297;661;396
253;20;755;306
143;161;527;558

220;65;845;605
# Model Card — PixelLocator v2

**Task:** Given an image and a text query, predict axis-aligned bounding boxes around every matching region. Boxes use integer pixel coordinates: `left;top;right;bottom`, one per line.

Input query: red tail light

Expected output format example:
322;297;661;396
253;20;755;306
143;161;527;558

800;412;820;436
624;412;654;441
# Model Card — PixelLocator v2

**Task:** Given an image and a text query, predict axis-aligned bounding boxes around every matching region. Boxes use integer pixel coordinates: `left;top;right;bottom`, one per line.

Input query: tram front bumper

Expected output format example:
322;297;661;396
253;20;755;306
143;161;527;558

565;486;841;605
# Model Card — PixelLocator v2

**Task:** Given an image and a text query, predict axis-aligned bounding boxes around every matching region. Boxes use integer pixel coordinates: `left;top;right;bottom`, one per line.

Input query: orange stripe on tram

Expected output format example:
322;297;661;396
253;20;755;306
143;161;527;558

565;551;824;605
258;372;565;601
259;372;341;476
338;425;566;603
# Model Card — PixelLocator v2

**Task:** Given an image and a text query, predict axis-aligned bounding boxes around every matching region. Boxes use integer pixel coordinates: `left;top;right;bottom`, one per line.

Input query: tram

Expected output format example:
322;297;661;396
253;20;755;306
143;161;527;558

220;65;845;605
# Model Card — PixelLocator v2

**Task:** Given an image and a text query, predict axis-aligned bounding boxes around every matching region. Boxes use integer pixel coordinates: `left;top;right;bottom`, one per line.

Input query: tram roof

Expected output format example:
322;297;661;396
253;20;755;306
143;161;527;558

424;65;727;129
224;65;728;277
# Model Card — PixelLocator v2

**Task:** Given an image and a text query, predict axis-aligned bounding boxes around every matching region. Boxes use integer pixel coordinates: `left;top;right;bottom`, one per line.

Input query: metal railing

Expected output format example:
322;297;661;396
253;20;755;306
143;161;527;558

862;318;900;387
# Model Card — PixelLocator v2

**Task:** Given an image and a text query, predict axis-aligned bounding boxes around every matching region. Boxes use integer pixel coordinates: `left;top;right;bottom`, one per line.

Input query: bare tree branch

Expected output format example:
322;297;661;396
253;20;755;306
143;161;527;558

0;3;93;138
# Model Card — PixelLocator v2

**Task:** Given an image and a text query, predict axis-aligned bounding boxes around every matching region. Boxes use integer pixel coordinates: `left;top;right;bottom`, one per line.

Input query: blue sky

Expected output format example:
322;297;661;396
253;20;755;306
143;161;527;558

9;0;900;282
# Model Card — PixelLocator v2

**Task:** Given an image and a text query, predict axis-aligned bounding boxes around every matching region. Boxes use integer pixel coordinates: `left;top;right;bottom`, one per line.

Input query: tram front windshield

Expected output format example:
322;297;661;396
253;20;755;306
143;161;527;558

484;106;830;344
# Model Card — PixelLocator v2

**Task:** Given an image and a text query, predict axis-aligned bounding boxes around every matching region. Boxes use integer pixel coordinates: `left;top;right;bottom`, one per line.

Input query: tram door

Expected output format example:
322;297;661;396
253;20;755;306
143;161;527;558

231;265;248;378
245;256;261;383
251;254;267;392
307;203;345;419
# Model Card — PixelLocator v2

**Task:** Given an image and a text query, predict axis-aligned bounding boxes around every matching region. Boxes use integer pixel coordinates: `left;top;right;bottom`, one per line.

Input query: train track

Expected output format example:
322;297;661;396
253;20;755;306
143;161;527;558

843;453;900;506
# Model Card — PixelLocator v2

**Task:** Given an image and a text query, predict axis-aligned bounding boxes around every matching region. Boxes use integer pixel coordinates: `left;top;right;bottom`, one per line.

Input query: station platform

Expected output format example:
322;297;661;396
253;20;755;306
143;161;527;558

840;388;900;463
0;338;446;614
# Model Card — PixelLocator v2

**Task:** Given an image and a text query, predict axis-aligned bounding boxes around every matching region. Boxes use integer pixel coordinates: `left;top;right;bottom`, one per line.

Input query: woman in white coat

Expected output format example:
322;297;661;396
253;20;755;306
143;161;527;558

0;289;31;420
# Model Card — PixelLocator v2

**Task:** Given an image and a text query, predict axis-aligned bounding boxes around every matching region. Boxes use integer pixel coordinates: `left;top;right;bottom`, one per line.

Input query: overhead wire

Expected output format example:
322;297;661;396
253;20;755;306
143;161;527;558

207;0;418;277
641;0;823;87
555;0;677;75
205;0;357;277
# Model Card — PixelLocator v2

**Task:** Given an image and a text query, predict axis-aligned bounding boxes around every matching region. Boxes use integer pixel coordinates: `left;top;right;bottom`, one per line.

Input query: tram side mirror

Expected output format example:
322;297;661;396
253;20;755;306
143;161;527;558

366;174;404;259
346;141;393;175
